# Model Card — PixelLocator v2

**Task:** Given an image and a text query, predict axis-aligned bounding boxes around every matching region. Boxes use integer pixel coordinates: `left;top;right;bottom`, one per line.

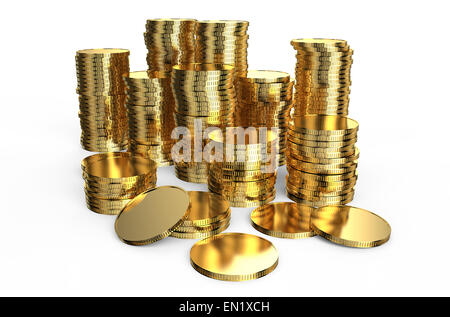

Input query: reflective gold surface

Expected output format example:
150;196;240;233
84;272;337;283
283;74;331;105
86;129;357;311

76;48;129;152
115;186;190;245
311;205;391;248
125;70;175;166
190;232;278;281
81;152;157;215
182;191;230;226
251;202;315;239
286;114;359;206
291;39;352;116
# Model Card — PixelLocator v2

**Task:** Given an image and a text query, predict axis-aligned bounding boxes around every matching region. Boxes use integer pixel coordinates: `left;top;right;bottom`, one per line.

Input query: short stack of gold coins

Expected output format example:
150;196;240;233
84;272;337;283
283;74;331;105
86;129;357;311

235;70;294;165
144;19;196;72
81;152;157;215
76;49;130;152
207;129;278;207
124;71;176;166
171;191;231;239
286;115;359;207
291;39;353;116
171;63;236;183
195;20;249;79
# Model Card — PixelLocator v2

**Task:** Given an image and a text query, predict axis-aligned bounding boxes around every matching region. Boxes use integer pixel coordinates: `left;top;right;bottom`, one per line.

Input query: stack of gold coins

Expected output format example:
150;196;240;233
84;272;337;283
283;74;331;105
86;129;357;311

81;152;157;215
124;71;175;166
195;20;249;78
290;39;353;116
286;115;359;207
207;129;278;207
171;191;231;239
144;19;196;72
76;49;130;152
235;70;294;165
171;63;236;183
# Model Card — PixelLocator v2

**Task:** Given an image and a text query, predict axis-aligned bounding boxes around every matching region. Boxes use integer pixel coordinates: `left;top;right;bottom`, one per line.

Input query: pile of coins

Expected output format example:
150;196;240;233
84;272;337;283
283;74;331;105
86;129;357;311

124;71;175;166
81;152;157;215
171;191;231;239
207;129;278;207
249;202;391;249
171;63;236;183
235;70;294;165
76;49;130;152
144;19;196;72
291;39;353;116
195;20;249;78
286;115;359;207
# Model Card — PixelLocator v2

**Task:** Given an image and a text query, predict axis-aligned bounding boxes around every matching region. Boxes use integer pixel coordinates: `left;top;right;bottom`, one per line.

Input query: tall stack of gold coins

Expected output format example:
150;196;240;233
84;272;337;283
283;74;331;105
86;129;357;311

286;115;359;207
81;152;157;215
171;191;231;239
144;19;196;72
235;70;294;165
195;20;249;83
207;129;278;207
291;39;353;116
76;49;130;152
124;71;175;166
195;20;249;124
171;63;236;183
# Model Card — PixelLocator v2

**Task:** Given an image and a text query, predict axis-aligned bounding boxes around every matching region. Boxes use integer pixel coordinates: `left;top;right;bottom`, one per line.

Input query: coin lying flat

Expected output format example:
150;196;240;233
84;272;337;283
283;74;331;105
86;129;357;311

311;205;391;248
115;186;190;245
251;202;315;239
182;191;230;226
190;232;278;281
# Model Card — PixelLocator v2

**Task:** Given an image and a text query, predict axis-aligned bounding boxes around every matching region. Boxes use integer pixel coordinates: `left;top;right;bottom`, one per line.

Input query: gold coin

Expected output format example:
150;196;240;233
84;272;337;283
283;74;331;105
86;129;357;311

76;48;130;58
251;202;315;239
175;214;230;232
242;70;290;84
171;221;230;239
114;186;190;245
85;195;132;215
286;191;354;207
290;115;358;136
177;214;231;233
181;191;230;226
190;232;278;281
311;205;391;248
81;152;156;183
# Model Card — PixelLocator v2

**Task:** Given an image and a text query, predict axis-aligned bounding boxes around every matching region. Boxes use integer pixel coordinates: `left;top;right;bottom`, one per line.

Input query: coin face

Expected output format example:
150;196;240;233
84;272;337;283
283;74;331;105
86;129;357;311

183;191;230;225
244;70;290;83
114;186;190;245
81;152;156;179
311;205;391;248
190;232;278;281
251;202;316;239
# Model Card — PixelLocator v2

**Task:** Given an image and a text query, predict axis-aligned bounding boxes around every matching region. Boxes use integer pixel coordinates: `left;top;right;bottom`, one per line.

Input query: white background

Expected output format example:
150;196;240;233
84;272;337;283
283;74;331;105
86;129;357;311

1;0;449;296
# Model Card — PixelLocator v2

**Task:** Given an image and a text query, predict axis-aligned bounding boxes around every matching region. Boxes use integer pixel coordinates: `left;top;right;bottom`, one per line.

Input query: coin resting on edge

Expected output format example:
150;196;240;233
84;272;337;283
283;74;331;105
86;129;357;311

251;202;315;239
115;186;190;245
311;205;391;248
190;232;279;281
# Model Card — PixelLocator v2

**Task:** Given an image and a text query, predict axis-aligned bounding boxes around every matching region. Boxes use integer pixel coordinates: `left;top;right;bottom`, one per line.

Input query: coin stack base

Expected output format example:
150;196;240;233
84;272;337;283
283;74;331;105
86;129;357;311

207;129;278;207
291;39;353;116
286;115;359;207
